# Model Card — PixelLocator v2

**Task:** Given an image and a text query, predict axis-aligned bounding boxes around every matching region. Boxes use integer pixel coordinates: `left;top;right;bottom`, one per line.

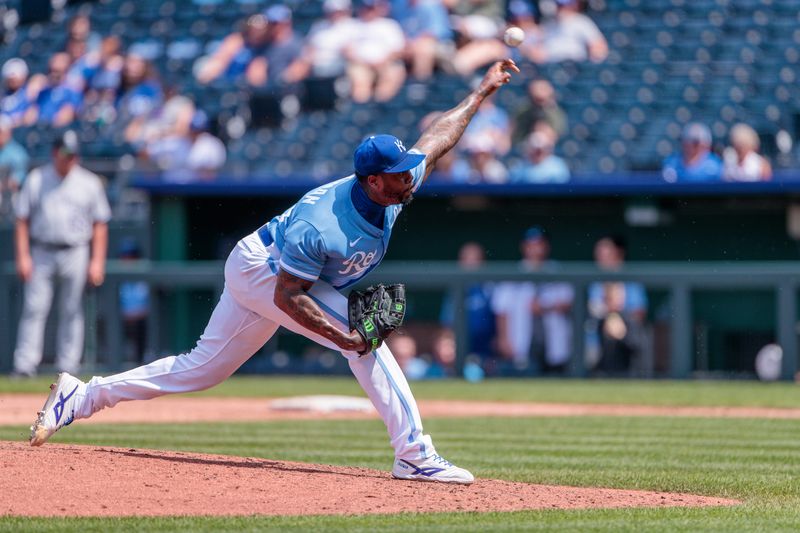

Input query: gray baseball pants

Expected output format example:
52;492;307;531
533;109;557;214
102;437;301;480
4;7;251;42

14;244;89;375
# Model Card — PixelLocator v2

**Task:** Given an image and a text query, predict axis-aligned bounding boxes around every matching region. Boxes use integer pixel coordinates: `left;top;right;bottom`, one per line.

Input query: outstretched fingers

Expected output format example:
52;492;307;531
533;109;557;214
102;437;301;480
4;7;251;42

500;58;521;74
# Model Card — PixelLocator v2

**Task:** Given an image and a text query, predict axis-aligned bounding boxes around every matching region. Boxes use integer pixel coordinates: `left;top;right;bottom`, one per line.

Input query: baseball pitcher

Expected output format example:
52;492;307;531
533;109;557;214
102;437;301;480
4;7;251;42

30;59;519;484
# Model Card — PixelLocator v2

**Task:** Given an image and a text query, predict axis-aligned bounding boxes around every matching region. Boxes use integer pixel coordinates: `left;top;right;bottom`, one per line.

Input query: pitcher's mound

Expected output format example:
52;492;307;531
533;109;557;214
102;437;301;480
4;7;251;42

1;441;737;517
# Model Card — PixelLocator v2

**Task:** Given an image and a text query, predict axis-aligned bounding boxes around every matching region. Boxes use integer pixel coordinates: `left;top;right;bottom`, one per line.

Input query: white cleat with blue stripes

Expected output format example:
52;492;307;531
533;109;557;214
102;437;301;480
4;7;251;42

392;454;474;485
30;373;84;447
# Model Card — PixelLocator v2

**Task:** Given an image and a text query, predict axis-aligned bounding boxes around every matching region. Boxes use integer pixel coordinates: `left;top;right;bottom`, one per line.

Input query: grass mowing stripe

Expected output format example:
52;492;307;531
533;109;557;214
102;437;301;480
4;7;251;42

5;377;800;408
3;506;800;533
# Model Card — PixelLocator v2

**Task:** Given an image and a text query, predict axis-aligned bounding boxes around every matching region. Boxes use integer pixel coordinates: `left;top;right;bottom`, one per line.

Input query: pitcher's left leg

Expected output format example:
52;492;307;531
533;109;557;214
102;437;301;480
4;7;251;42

347;344;434;460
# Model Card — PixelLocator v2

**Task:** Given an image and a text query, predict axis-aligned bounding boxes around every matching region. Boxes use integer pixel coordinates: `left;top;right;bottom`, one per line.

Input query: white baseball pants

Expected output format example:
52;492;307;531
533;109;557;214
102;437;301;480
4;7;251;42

14;244;89;375
77;231;435;461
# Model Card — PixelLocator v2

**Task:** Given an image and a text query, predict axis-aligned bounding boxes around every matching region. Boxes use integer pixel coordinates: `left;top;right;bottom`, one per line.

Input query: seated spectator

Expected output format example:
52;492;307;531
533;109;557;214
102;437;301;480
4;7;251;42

440;242;496;361
510;130;570;183
396;0;454;81
62;14;103;92
183;111;227;180
428;329;457;378
117;54;163;134
245;5;303;128
260;5;303;91
446;0;505;77
145;110;226;183
285;0;359;82
451;133;509;184
512;79;567;146
0;58;35;126
80;37;125;126
529;0;608;64
662;122;723;182
126;89;195;149
68;36;123;97
452;0;540;77
64;36;90;90
196;13;270;86
386;333;430;380
28;53;82;127
723;123;772;182
345;0;407;103
0;118;29;217
587;235;649;376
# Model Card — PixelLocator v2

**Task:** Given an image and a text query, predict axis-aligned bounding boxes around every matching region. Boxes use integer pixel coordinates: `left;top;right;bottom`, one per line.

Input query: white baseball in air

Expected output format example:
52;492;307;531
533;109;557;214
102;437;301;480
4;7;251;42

504;26;525;47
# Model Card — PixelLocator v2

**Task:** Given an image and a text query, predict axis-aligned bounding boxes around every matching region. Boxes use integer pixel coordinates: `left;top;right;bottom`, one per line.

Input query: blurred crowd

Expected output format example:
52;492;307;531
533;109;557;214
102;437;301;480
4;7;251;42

0;0;778;195
391;228;654;381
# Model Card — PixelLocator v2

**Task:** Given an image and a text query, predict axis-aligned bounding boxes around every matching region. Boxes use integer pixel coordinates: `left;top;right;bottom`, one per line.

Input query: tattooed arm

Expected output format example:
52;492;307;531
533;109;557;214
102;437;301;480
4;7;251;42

412;59;520;181
274;269;366;352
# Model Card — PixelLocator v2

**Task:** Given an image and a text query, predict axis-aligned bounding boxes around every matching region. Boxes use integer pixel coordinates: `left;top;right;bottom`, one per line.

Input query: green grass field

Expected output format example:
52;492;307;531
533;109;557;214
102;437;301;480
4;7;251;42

2;377;799;532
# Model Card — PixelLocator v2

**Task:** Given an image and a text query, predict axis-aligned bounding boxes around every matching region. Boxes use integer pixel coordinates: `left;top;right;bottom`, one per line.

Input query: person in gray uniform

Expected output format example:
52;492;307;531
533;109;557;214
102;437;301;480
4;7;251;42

12;131;111;377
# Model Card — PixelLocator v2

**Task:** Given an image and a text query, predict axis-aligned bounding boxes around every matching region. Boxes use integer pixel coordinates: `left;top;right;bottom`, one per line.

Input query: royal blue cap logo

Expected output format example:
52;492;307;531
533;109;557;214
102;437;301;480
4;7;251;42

354;134;425;176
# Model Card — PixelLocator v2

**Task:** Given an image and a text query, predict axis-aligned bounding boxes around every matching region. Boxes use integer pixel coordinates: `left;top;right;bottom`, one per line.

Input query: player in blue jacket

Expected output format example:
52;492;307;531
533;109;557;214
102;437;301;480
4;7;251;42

30;59;520;485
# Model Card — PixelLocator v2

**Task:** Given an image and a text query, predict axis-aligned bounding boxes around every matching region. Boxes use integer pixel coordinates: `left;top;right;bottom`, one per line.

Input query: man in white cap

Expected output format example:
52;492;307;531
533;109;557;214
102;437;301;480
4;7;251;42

1;58;34;126
12;131;111;377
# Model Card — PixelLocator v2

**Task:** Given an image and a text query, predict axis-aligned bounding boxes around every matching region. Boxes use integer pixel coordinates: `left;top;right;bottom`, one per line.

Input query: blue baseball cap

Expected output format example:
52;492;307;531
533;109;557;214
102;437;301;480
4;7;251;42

265;4;291;23
524;226;547;241
509;0;533;18
354;134;425;176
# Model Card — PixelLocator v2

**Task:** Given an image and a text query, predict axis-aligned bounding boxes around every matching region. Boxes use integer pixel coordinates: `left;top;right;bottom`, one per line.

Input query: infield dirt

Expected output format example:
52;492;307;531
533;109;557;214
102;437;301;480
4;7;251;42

1;441;738;517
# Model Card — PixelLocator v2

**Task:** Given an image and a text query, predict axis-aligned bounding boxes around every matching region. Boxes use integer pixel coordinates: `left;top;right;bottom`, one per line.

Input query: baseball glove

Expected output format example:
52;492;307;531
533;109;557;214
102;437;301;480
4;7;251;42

347;284;406;355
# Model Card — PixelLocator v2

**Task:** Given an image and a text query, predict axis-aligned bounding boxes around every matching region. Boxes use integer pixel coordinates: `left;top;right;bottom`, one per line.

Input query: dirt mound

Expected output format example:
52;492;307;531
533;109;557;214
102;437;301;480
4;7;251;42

0;441;738;517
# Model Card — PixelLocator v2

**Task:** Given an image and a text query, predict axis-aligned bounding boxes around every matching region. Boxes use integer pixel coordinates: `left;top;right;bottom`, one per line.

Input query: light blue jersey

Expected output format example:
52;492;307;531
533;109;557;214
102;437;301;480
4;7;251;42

259;152;426;290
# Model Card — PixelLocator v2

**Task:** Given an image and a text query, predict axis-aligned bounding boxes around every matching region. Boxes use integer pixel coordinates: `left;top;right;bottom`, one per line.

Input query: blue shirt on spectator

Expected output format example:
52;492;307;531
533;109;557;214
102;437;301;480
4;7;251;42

1;86;32;126
227;42;268;80
397;0;453;41
120;281;150;319
0;138;30;186
117;81;162;119
511;155;570;183
662;152;723;182
440;283;496;358
588;282;648;317
265;33;303;89
36;84;82;125
66;54;102;93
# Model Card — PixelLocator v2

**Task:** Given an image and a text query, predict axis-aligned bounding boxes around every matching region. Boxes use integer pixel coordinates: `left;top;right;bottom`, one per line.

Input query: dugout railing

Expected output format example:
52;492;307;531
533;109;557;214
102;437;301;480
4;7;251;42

1;261;798;380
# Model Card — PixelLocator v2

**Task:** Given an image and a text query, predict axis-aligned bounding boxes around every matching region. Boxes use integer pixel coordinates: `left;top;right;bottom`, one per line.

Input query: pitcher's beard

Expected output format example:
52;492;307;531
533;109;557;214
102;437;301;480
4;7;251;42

401;193;414;207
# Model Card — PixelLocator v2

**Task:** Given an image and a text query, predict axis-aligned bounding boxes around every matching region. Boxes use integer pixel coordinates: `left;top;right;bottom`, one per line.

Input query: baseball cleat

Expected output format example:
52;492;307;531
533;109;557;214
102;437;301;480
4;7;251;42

30;373;85;447
392;454;475;485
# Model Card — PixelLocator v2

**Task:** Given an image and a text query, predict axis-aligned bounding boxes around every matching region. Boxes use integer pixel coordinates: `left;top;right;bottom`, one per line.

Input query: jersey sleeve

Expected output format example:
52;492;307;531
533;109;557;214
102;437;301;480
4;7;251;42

13;168;38;220
408;148;427;193
92;183;112;223
278;219;327;282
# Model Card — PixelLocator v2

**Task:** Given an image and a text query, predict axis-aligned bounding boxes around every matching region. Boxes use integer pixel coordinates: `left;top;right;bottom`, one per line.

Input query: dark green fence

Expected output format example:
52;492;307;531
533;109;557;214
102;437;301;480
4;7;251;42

2;261;798;379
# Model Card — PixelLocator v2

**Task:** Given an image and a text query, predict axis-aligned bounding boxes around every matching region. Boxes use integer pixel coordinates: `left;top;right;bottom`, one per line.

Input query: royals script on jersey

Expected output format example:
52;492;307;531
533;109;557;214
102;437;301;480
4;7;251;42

260;153;426;290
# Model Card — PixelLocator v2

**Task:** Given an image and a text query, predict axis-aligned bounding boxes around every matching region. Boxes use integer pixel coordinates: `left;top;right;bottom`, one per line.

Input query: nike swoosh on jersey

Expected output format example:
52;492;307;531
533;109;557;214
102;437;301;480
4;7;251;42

349;237;363;247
